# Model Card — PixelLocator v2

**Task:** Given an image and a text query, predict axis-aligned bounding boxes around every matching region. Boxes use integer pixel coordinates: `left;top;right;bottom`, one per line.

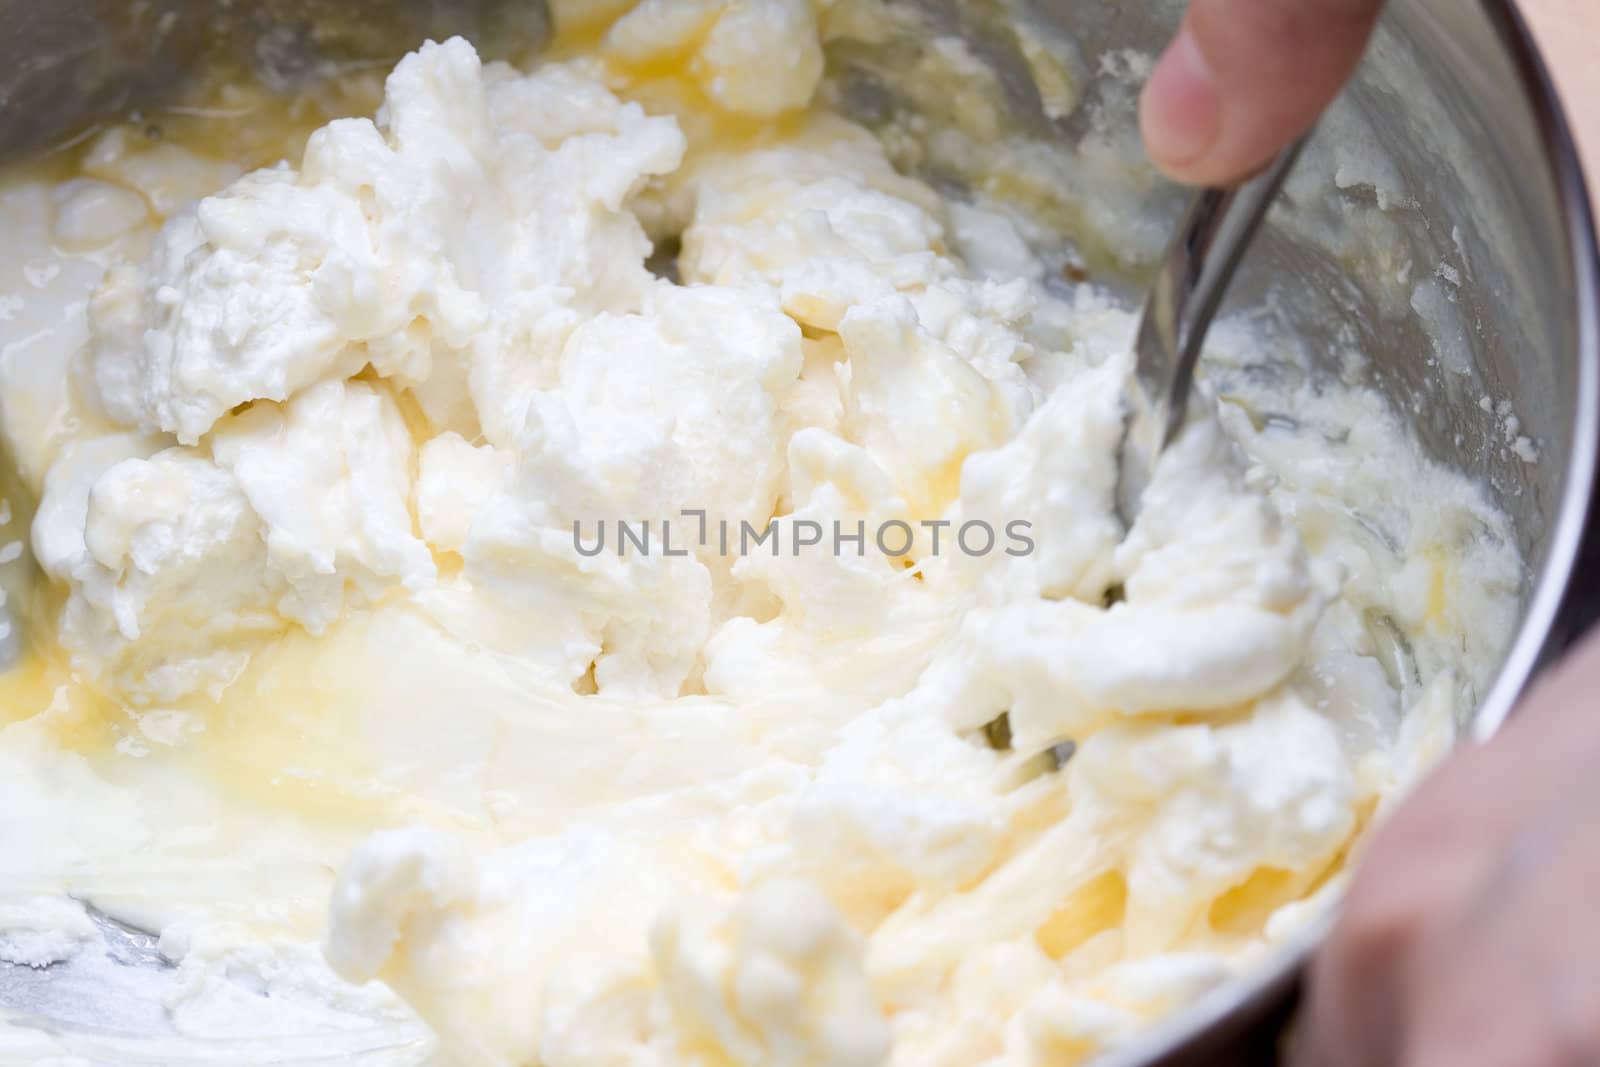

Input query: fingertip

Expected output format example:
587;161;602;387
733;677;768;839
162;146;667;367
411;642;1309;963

1147;0;1384;186
1139;29;1222;181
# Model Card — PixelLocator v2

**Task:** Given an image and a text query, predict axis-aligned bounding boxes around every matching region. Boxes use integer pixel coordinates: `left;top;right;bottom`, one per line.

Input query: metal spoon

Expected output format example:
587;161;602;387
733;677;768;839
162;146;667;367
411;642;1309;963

1115;138;1309;525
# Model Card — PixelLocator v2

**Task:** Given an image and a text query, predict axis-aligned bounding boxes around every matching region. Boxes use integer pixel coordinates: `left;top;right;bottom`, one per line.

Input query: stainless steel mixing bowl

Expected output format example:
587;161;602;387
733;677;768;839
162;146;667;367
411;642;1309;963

0;0;1595;1063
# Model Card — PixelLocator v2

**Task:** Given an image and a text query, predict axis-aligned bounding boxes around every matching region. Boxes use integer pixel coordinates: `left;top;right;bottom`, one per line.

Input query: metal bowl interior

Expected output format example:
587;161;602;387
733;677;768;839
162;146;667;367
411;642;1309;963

0;0;1595;1064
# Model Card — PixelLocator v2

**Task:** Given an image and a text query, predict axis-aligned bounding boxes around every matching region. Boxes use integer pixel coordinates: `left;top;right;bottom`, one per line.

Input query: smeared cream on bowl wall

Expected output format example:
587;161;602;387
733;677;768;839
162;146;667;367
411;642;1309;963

0;2;1520;1064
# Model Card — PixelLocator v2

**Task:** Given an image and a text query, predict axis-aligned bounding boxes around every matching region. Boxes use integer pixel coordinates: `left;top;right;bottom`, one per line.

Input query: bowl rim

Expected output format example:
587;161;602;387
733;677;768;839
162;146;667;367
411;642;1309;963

1093;1;1600;1063
1;2;1595;1062
1467;0;1600;744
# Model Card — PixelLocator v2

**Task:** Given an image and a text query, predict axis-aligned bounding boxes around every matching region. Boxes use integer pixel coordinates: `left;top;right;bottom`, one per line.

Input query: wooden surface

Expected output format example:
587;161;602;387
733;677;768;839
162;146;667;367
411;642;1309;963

1518;0;1600;205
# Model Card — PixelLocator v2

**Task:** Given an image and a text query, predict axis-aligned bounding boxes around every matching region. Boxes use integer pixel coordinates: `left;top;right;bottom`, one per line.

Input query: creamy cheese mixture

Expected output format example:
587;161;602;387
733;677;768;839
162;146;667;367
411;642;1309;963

0;3;1522;1065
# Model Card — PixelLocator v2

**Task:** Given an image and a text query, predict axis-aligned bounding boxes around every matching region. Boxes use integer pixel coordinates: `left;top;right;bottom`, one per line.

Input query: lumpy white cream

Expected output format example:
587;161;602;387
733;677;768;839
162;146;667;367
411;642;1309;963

0;5;1522;1066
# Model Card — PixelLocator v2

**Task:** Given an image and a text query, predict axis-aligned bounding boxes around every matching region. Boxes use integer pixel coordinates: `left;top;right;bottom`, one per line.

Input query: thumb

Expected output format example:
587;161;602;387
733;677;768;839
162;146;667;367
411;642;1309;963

1139;0;1383;186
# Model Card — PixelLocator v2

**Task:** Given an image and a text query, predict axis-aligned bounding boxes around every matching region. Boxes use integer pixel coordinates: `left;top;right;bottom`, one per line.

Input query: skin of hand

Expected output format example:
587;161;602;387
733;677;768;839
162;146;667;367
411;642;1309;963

1139;0;1384;185
1291;627;1600;1067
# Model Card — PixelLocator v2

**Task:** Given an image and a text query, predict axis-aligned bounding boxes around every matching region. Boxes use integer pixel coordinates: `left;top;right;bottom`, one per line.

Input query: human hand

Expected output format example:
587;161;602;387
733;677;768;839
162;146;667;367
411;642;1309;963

1291;628;1600;1067
1139;0;1384;185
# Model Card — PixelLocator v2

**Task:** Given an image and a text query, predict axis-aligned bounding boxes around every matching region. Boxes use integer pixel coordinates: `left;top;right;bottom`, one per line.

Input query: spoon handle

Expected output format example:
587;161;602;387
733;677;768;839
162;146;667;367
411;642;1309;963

1131;138;1310;455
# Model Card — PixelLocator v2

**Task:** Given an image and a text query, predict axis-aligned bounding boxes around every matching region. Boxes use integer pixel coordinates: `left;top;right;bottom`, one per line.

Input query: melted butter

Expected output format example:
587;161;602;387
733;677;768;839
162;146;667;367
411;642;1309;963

608;68;814;159
0;652;65;730
182;617;411;830
544;5;821;162
1207;867;1306;937
1036;869;1127;960
915;449;979;521
0;645;117;753
0;573;122;753
0;601;417;833
1209;797;1376;942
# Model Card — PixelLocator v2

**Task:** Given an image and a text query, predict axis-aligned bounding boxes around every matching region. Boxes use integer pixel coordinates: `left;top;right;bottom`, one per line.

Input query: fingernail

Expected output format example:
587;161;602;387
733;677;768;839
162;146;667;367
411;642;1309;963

1140;28;1222;169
